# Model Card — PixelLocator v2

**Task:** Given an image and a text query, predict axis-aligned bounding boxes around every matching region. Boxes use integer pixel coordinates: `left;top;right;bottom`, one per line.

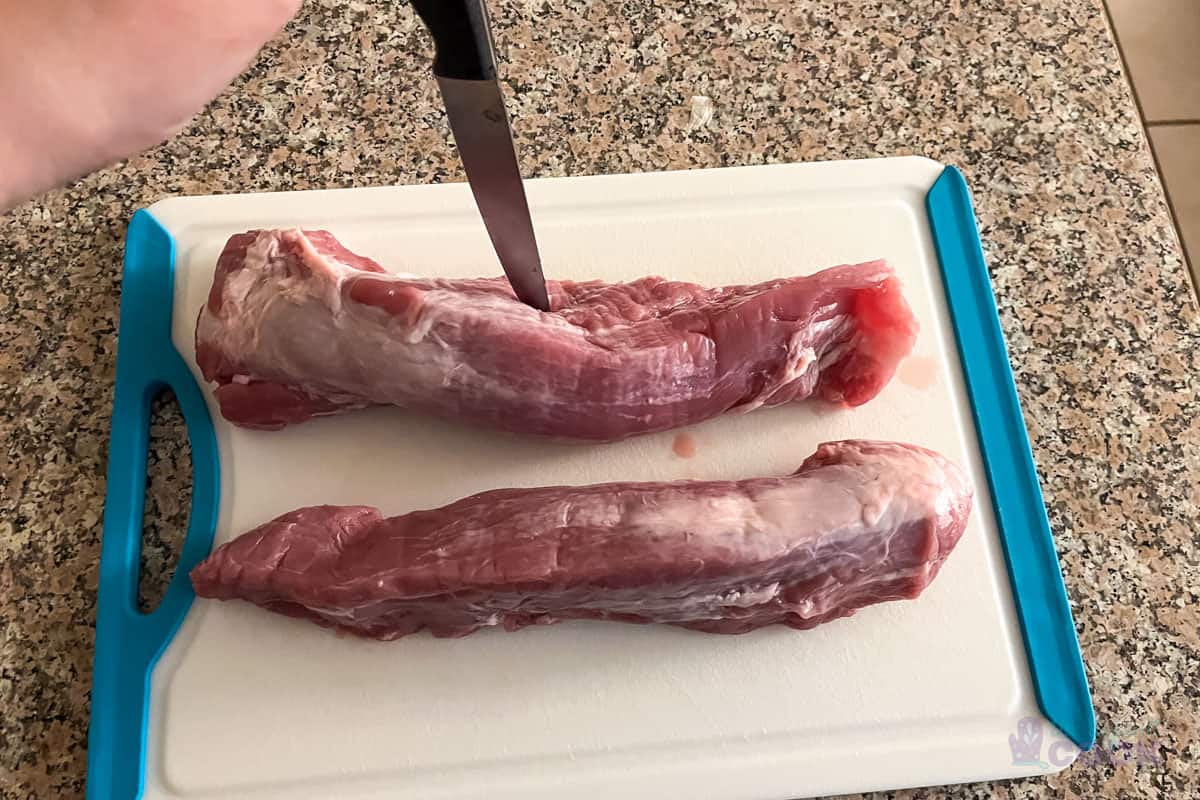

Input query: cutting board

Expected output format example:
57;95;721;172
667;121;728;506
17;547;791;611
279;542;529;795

88;158;1093;800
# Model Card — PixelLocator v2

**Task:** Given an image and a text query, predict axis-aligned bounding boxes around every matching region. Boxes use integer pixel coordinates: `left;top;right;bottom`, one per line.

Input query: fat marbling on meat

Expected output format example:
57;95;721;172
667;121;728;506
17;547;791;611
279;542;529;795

190;440;973;640
195;229;919;439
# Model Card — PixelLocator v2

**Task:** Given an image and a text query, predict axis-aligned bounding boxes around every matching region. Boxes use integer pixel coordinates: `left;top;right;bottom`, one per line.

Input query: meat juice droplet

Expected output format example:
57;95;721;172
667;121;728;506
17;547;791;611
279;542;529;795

898;356;938;390
673;433;698;458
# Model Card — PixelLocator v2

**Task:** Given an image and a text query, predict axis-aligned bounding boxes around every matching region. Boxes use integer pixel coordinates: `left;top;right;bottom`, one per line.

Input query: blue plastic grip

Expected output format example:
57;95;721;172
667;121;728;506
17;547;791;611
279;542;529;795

86;210;220;800
926;167;1095;750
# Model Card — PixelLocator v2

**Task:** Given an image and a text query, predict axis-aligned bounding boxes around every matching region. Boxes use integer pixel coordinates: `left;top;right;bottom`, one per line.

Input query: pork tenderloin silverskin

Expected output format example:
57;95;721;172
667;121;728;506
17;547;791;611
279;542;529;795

190;440;973;640
195;229;919;439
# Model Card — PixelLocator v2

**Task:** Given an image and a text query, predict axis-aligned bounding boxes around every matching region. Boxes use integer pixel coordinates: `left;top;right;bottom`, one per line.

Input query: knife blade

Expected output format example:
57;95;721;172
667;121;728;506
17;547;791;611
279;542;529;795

411;0;551;312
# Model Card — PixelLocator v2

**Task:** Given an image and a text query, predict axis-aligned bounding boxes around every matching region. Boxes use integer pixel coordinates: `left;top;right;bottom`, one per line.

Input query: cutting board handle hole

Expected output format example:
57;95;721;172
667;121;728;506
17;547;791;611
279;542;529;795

138;389;192;614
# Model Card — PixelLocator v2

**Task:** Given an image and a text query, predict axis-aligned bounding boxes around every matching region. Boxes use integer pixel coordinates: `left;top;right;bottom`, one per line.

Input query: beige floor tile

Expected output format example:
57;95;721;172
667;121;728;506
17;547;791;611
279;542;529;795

1107;0;1200;121
1149;124;1200;279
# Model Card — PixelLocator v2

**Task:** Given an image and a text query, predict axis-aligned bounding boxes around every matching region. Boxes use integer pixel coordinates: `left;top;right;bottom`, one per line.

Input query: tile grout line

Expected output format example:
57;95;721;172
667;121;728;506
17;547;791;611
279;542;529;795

1101;1;1199;300
1145;119;1200;127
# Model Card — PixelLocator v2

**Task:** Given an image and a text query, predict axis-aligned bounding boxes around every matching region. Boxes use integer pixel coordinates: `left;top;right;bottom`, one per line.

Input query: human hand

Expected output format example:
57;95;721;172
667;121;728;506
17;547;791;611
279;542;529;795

0;0;302;210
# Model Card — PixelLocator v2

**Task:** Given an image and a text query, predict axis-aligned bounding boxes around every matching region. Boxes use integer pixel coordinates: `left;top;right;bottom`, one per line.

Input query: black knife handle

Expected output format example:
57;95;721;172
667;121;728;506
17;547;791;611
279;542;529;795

410;0;497;81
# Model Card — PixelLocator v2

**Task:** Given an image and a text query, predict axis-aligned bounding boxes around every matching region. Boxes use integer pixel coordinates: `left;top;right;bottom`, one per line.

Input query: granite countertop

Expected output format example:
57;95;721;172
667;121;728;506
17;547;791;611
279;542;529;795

1;1;1197;797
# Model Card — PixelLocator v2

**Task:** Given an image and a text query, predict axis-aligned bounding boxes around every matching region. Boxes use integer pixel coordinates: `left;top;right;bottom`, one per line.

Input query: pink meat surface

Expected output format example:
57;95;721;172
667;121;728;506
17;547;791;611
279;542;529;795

195;229;918;440
191;440;972;640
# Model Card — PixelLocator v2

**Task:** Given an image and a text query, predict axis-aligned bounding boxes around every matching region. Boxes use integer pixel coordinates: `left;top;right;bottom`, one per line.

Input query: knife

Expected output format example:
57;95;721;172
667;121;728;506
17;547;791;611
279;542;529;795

410;0;551;312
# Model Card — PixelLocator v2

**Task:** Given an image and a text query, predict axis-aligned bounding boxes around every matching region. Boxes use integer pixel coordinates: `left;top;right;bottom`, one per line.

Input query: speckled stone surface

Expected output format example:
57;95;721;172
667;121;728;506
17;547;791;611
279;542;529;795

1;1;1197;798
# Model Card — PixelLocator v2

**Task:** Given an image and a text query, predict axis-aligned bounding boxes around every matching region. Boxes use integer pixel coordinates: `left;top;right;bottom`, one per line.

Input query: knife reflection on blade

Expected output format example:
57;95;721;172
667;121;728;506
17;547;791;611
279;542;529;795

411;0;550;312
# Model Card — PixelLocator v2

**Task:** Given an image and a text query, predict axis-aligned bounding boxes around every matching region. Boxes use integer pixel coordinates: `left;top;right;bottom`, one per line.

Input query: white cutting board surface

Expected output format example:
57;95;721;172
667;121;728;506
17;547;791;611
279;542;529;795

143;158;1069;800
